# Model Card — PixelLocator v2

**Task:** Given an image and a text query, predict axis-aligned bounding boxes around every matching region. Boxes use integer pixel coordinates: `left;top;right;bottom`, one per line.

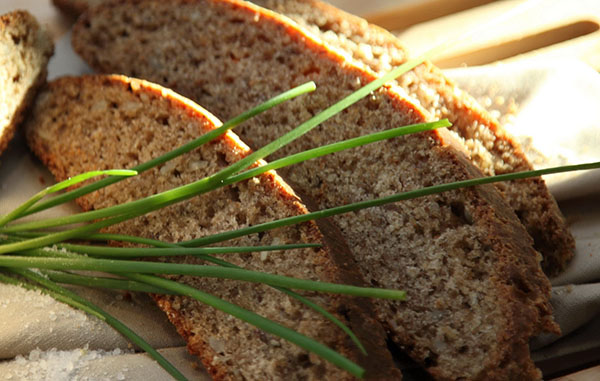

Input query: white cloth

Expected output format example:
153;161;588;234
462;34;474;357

447;60;600;373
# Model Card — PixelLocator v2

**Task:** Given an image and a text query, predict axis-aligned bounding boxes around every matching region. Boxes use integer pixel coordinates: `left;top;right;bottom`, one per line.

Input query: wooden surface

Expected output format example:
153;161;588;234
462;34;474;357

1;0;599;379
364;0;600;70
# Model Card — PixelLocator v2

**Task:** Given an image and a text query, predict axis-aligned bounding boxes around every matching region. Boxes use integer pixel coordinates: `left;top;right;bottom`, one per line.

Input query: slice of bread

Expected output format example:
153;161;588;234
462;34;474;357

24;74;401;380
59;0;575;275
71;1;559;379
0;10;53;157
247;0;576;277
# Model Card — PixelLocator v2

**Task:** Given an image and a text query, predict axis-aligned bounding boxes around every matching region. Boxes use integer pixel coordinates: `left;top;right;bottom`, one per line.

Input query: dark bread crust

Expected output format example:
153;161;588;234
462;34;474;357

25;74;401;380
71;1;557;379
251;0;574;276
0;10;53;156
51;0;103;17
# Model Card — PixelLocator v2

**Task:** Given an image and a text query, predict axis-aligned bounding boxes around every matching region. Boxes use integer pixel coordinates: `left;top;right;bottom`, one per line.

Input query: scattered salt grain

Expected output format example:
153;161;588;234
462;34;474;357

4;346;132;381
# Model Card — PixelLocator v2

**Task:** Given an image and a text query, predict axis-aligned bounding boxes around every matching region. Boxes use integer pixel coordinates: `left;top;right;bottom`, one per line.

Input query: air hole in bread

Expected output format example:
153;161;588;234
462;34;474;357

205;205;216;219
302;66;320;77
11;33;21;45
275;55;286;65
296;353;312;368
450;201;473;225
227;186;241;202
235;212;247;226
216;152;228;167
256;33;270;43
472;269;486;281
510;273;532;294
156;115;169;125
414;224;424;236
423;353;438;368
126;151;138;161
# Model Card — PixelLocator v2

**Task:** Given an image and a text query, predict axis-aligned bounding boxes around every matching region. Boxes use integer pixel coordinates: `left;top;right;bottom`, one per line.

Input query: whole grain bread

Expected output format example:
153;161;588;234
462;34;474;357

24;74;402;380
71;1;559;379
0;10;53;157
51;0;575;276
247;0;575;276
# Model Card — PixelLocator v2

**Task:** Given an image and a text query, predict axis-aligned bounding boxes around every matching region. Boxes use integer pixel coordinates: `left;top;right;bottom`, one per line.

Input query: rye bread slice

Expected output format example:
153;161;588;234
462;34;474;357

50;0;575;276
0;10;53;157
24;74;401;380
247;0;575;277
71;1;558;379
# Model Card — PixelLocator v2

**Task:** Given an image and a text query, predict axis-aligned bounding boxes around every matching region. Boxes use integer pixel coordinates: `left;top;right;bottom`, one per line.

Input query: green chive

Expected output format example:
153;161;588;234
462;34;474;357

127;273;365;378
0;255;406;300
22;82;316;217
0;269;187;381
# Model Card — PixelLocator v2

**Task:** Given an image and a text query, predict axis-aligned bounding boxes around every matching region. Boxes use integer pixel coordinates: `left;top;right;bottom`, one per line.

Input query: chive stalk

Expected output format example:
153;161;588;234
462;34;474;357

20;81;316;217
1;119;448;234
127;273;366;378
0;255;406;300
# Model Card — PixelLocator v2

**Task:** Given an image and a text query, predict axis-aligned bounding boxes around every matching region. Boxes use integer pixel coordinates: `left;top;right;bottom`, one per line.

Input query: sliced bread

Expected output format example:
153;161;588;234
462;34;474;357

24;74;401;380
248;0;574;276
71;1;559;379
0;10;53;157
59;0;575;275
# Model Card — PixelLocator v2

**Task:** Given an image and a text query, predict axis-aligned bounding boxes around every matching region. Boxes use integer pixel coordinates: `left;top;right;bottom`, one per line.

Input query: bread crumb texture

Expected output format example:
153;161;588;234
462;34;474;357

48;0;575;277
0;10;53;156
68;1;561;379
25;74;403;380
252;0;574;277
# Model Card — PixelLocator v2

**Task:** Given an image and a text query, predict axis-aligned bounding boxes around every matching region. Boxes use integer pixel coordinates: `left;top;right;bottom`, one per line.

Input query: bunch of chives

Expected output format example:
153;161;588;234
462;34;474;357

1;55;599;380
